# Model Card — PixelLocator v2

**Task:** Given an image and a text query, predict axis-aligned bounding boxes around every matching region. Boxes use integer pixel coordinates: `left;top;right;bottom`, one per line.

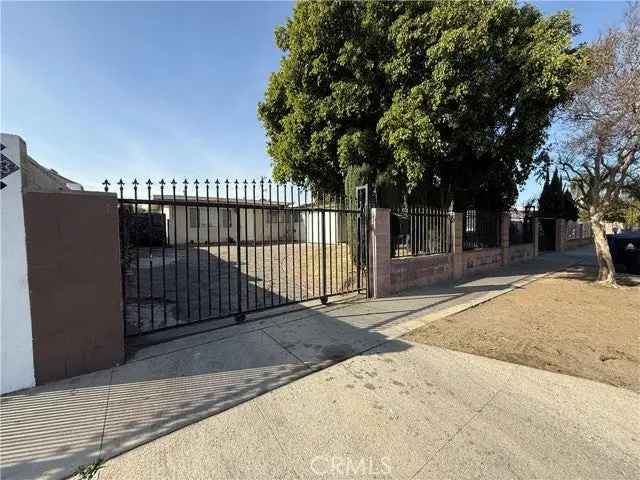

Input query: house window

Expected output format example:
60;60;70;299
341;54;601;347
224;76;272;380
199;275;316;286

189;208;200;228
266;210;282;224
220;209;232;228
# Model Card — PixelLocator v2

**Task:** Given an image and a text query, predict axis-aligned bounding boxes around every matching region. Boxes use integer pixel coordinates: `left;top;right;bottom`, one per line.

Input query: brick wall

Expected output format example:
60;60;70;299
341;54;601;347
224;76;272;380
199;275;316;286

509;243;535;263
390;254;451;294
462;248;503;276
370;209;538;297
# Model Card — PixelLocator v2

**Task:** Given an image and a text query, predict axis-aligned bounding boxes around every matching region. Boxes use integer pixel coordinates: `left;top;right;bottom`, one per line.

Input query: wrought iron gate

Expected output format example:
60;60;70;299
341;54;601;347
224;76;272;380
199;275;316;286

538;217;556;252
104;178;369;337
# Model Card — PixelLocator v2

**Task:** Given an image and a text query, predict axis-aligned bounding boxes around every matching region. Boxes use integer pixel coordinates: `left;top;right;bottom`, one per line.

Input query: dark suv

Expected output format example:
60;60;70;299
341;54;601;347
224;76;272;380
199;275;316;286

607;232;640;274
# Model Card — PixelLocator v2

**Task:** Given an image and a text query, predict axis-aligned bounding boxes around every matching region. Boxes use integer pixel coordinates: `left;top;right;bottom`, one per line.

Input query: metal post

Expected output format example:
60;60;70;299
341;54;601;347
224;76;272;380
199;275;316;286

236;205;244;322
133;180;141;331
146;180;154;330
355;184;368;293
356;209;362;292
117;180;128;335
320;209;328;304
160;180;167;326
183;180;190;321
364;195;370;297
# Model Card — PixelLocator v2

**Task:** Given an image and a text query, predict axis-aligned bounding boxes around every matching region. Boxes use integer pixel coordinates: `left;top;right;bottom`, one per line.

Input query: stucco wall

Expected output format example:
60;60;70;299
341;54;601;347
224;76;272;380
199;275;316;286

164;206;286;245
303;211;343;244
165;206;343;246
0;134;36;394
23;191;124;384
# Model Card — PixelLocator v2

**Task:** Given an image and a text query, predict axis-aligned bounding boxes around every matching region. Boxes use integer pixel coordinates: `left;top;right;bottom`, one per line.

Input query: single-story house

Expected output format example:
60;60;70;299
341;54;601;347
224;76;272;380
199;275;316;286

151;196;349;246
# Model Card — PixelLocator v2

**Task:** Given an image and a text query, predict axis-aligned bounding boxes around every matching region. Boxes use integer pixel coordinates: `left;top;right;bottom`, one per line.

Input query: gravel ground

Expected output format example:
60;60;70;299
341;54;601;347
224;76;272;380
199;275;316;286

405;266;640;392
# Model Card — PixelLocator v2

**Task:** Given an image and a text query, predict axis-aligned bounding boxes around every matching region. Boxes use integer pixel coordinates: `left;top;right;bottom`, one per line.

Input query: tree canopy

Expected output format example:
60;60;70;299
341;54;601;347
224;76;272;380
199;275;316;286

538;168;578;220
258;0;583;209
538;169;562;217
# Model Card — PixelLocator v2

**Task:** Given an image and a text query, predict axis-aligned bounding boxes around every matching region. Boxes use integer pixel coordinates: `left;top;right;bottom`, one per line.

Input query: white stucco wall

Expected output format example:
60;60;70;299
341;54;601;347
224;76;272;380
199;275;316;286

164;206;299;245
303;211;344;244
162;205;347;246
1;133;35;394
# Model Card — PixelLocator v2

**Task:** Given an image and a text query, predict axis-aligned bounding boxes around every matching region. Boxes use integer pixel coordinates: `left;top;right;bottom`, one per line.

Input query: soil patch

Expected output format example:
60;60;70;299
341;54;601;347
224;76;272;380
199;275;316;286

405;267;640;391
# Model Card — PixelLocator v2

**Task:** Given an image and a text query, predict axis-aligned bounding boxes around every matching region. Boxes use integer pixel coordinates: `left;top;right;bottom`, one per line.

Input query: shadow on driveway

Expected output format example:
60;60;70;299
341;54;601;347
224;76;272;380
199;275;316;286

0;247;596;480
0;299;413;480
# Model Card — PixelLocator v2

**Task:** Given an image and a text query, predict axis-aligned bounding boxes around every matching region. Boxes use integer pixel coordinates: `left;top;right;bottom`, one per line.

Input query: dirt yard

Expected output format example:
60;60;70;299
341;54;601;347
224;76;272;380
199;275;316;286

124;243;363;335
405;267;640;392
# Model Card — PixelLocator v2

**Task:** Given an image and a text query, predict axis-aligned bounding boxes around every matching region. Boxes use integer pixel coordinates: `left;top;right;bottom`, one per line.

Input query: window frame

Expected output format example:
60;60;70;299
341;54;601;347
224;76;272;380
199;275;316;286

188;207;200;228
220;208;232;228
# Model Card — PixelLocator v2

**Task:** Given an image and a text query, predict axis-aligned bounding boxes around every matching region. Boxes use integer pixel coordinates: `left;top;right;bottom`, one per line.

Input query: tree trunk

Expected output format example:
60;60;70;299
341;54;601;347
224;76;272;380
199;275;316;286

591;220;616;285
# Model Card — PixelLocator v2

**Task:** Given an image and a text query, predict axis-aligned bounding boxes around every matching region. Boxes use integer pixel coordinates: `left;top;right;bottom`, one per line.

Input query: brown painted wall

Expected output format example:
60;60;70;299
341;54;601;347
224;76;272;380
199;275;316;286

23;191;124;384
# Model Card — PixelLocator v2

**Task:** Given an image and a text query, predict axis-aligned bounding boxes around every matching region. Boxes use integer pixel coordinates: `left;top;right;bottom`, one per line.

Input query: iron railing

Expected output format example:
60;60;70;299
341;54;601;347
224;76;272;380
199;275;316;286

391;206;453;258
566;220;592;240
509;208;535;245
463;210;501;250
104;179;369;337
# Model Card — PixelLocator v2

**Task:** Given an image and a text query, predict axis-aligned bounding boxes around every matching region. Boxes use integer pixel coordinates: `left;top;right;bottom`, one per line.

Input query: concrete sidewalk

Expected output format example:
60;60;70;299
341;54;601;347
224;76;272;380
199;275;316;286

100;341;639;480
3;247;631;480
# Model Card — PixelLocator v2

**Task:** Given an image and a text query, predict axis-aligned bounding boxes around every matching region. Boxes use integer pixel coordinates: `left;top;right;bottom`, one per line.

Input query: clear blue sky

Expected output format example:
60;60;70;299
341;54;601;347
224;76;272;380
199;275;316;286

0;1;629;200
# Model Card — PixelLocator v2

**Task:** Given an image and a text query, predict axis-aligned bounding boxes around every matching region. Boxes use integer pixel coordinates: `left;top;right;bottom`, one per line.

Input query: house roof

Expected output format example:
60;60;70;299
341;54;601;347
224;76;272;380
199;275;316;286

152;195;290;207
23;154;84;192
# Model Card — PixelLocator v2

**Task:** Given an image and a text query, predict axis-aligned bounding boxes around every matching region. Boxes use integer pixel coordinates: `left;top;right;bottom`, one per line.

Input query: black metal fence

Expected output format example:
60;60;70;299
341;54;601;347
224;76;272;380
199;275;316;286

509;208;535;245
104;178;369;338
538;218;556;251
463;210;501;250
391;206;453;258
566;220;592;240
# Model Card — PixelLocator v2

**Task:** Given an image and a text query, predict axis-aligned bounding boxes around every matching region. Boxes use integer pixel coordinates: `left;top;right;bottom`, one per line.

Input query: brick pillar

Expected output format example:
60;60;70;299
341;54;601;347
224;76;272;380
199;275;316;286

533;218;540;256
452;212;464;280
500;212;510;266
369;208;391;298
555;218;567;252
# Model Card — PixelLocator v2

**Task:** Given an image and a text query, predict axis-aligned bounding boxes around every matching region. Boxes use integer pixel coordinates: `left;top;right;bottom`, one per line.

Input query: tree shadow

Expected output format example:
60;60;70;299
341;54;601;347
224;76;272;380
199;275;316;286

0;247;605;480
0;250;398;480
124;242;363;338
552;265;640;288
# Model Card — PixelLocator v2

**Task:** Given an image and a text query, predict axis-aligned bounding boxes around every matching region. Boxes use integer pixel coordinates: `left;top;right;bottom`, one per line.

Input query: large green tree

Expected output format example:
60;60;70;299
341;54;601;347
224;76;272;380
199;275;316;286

258;0;583;209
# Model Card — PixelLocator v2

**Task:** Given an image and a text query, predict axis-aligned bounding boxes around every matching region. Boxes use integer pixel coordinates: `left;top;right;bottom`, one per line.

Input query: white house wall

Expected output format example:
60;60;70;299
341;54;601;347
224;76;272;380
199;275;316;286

164;206;299;245
162;207;348;246
1;134;36;394
302;211;343;244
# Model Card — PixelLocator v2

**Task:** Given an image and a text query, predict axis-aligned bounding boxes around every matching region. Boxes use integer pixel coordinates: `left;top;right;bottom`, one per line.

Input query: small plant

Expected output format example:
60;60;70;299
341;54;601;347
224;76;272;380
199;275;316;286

74;458;104;480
